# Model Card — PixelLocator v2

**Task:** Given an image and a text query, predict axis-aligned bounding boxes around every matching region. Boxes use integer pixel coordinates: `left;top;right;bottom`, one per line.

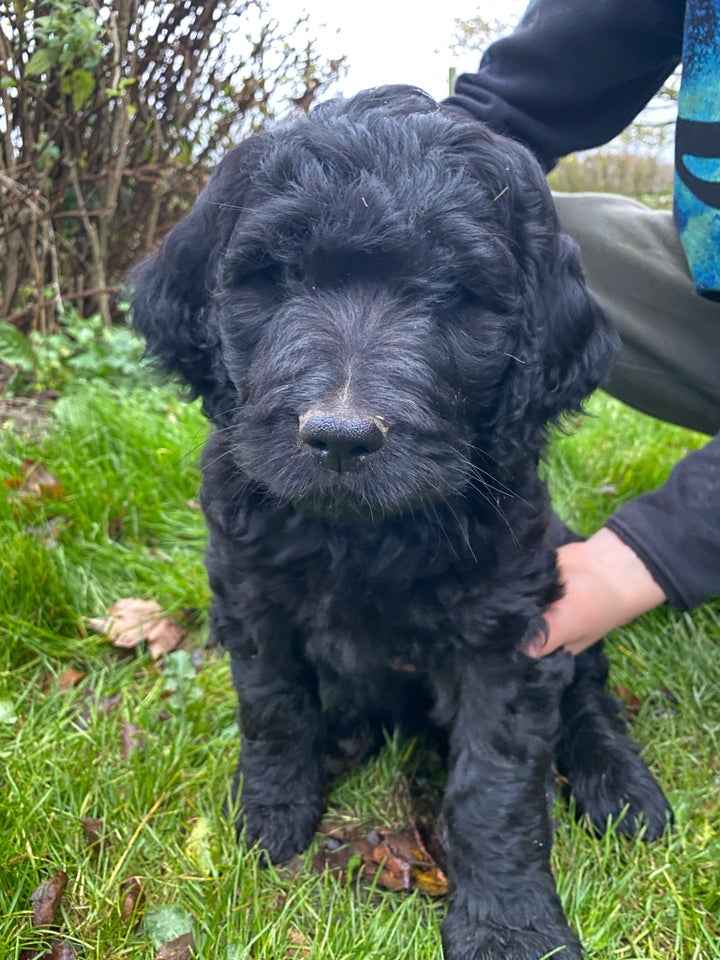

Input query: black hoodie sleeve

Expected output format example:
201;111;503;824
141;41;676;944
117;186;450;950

605;434;720;611
445;0;685;169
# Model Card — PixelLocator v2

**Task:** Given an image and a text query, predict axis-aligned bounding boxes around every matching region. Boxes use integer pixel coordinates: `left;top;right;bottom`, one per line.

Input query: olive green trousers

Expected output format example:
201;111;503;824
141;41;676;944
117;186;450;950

553;192;720;436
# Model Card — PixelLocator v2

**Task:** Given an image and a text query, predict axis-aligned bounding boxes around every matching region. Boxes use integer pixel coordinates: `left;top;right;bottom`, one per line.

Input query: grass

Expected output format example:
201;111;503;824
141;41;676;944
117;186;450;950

1;382;718;960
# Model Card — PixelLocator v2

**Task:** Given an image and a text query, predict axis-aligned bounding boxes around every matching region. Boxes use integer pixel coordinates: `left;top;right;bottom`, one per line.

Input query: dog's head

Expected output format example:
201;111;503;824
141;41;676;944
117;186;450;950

131;85;617;522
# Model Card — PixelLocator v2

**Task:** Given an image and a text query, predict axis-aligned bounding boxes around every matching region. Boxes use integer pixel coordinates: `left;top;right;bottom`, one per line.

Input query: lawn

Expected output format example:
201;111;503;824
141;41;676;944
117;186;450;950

1;382;718;960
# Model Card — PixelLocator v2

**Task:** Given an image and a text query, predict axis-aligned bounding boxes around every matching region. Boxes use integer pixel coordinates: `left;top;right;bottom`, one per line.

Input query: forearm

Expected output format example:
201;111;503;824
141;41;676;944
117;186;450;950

445;0;684;167
606;435;720;610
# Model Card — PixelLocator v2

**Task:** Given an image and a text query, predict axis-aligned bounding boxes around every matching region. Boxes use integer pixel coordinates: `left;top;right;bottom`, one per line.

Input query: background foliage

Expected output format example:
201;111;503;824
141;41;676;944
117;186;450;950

0;0;342;332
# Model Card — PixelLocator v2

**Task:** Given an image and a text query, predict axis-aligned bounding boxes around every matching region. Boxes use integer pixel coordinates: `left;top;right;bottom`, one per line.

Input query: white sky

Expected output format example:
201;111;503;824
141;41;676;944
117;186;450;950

268;0;528;103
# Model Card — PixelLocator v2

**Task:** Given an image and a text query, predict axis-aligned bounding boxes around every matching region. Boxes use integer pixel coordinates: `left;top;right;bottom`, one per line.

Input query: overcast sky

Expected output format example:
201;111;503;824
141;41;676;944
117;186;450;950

269;0;528;102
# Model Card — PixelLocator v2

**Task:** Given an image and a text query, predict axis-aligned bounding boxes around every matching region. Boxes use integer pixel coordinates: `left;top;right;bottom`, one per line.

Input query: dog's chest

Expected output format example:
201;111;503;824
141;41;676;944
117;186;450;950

290;535;498;680
298;572;442;669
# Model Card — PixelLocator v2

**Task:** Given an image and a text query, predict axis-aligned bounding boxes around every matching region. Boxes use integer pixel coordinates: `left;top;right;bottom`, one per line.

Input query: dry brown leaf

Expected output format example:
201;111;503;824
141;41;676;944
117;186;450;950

50;942;79;960
615;685;643;722
81;817;106;850
86;598;185;659
97;693;122;715
312;833;374;884
120;876;145;924
370;825;447;896
120;722;144;759
371;833;412;891
57;669;85;691
406;823;448;897
19;942;79;960
30;871;68;927
312;815;447;896
287;927;312;958
154;932;195;960
17;459;65;499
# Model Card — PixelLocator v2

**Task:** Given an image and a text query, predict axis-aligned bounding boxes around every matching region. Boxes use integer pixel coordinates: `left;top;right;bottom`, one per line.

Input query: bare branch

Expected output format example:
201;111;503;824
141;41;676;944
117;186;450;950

1;0;343;330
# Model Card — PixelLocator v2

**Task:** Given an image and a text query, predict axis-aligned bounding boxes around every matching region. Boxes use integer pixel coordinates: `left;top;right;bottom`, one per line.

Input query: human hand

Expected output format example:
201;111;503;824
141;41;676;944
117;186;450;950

525;527;667;658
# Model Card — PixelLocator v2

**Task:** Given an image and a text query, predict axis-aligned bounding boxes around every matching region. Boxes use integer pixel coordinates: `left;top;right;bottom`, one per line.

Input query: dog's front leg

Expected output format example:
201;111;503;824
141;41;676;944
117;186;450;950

437;652;583;960
215;601;324;864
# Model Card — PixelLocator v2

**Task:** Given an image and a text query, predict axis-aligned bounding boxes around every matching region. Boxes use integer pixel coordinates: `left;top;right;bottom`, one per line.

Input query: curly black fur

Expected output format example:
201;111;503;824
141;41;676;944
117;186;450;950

130;86;672;960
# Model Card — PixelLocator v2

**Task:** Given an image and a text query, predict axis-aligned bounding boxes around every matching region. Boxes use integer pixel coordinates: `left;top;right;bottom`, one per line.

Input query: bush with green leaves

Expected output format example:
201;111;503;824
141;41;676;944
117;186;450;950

0;308;146;393
1;0;343;330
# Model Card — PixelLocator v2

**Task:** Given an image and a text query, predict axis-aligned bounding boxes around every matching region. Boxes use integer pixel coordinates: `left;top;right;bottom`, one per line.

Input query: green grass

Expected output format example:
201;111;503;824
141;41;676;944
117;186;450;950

1;384;718;959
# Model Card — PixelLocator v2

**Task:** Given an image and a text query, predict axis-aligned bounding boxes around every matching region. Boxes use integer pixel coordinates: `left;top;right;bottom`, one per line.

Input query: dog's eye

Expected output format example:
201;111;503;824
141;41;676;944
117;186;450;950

442;286;482;308
232;262;282;287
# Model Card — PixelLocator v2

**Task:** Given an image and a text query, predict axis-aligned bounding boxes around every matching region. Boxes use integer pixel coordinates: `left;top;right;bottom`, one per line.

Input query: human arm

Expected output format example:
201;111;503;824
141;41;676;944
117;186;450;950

444;0;684;169
528;434;720;657
526;528;666;657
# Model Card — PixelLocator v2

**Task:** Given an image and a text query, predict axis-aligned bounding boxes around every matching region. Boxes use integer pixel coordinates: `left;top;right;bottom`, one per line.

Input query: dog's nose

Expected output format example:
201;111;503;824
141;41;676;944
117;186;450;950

298;410;386;472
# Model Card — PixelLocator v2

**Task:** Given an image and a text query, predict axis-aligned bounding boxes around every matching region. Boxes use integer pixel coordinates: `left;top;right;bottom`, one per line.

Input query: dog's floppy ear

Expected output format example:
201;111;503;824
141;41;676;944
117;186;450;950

129;137;266;411
525;229;620;421
497;144;620;426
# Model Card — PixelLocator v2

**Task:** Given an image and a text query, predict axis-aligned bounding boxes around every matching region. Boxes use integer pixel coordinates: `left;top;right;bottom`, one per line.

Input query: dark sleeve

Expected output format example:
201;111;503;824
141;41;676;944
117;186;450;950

444;0;685;169
605;434;720;611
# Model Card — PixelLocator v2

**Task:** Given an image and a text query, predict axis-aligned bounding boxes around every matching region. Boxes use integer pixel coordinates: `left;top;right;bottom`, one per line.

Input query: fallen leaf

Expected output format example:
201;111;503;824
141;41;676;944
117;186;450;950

30;871;68;927
58;669;85;691
287;927;312;957
120;722;144;759
615;685;643;721
370;824;448;896
370;831;411;891
120;876;145;924
81;817;106;850
312;825;373;884
71;691;122;732
19;942;80;960
97;693;122;715
86;598;185;659
17;459;65;499
312;815;447;896
154;933;195;960
50;942;79;960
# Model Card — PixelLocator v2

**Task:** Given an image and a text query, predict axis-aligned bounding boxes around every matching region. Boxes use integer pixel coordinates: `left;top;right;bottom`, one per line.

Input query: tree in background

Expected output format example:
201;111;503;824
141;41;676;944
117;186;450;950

0;0;343;331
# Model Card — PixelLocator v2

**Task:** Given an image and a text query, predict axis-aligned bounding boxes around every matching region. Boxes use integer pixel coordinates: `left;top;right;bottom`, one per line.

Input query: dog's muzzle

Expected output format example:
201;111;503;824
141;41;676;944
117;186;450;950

298;408;387;473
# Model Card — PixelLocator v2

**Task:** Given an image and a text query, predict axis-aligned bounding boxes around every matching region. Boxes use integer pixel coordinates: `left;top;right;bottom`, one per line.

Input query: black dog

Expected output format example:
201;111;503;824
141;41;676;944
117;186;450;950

131;86;671;960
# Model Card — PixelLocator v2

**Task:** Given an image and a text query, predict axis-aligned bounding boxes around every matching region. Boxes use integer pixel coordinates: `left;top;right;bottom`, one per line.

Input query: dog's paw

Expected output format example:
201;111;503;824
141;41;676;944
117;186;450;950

565;745;673;841
442;918;583;960
239;802;322;864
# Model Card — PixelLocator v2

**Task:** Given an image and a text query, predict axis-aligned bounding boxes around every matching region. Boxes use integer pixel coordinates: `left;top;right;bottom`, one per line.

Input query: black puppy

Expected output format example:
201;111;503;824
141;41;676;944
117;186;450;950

131;86;671;960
